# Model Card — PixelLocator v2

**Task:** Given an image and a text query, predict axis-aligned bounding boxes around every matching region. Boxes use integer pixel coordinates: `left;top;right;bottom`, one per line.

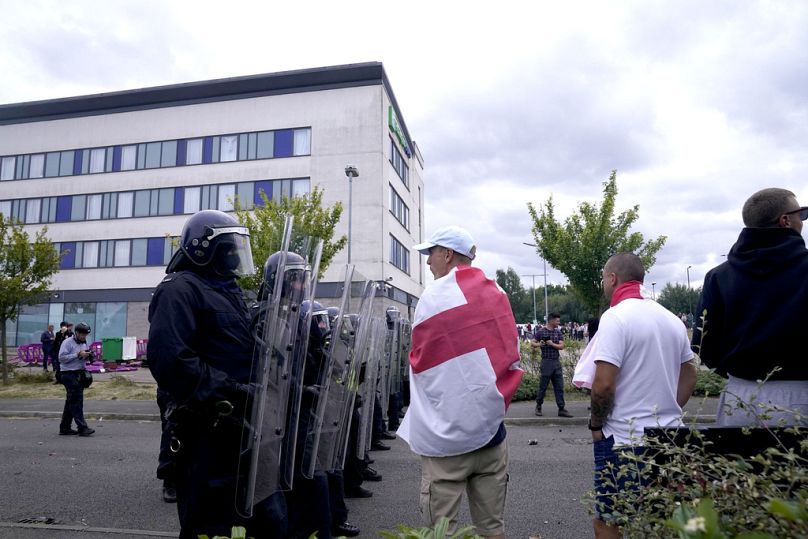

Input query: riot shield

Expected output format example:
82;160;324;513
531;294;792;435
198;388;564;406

300;267;377;476
356;317;387;459
235;215;323;518
380;307;401;424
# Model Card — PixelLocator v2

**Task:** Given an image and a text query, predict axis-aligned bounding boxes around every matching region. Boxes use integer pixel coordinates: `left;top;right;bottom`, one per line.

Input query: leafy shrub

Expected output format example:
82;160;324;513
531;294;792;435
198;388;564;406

380;516;480;539
693;369;727;397
108;374;136;387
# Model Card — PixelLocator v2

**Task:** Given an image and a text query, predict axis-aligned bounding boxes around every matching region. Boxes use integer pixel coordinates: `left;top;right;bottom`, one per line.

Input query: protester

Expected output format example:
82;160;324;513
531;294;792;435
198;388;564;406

693;188;808;426
590;253;697;539
51;321;72;382
399;226;523;538
531;313;572;417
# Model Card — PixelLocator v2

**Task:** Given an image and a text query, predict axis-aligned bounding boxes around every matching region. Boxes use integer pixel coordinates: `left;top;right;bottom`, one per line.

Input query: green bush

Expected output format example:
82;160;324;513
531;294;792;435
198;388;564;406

13;369;53;384
693;369;727;397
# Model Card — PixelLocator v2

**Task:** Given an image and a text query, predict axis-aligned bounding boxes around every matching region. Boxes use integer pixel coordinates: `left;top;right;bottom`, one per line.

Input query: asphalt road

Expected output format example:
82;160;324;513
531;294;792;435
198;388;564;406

0;417;594;539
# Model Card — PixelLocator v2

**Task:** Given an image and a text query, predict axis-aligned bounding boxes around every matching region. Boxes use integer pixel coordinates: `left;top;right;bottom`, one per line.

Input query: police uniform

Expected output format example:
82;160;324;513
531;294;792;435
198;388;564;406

147;210;286;539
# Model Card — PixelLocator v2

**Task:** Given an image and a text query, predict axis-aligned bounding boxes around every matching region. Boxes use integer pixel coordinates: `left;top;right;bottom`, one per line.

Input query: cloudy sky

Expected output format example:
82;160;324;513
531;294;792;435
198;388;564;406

1;0;806;294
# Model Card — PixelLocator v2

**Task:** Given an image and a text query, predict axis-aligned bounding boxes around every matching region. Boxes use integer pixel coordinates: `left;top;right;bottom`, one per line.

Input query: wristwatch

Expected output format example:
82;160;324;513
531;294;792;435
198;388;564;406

588;420;603;431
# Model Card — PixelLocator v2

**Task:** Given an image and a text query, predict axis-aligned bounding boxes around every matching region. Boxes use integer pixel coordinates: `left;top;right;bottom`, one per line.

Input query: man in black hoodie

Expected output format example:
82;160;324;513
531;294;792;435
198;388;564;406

692;188;807;427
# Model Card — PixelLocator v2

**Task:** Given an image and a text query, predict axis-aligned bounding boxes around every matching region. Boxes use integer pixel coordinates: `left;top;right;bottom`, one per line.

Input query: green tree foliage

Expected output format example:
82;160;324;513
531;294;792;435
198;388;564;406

235;186;347;294
495;267;530;321
0;216;61;384
658;282;702;316
527;170;667;314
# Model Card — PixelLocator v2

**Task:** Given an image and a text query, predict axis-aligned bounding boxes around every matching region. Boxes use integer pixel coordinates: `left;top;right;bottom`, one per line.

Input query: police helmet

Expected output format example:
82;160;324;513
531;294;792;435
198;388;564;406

169;210;255;278
301;300;330;344
74;322;91;334
260;251;308;299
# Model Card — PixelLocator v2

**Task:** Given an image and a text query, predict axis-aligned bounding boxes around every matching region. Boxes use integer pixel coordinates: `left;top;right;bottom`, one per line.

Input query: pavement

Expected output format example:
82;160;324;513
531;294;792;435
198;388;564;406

0;366;720;424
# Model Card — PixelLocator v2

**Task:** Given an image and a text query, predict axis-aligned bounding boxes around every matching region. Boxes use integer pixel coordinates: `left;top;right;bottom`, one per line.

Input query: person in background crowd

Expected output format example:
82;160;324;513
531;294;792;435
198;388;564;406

51;321;72;383
41;324;55;372
532;313;573;418
58;322;95;437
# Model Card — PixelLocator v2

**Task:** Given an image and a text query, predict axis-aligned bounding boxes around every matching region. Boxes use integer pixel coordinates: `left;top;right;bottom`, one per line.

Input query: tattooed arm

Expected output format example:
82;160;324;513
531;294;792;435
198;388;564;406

590;360;619;441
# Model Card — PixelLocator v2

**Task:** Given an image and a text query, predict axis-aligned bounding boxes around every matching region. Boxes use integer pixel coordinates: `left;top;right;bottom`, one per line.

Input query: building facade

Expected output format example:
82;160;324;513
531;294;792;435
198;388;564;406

0;62;425;346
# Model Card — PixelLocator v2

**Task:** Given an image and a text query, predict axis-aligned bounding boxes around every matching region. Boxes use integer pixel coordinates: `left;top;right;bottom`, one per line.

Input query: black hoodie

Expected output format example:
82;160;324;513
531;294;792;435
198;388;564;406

691;227;808;381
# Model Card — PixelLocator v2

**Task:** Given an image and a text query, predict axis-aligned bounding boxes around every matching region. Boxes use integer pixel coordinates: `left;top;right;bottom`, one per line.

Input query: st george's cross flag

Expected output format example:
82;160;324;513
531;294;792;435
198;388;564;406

397;265;524;457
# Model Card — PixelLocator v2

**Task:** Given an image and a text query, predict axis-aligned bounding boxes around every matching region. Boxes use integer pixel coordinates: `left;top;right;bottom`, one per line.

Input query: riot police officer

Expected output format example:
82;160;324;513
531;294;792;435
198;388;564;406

147;210;286;539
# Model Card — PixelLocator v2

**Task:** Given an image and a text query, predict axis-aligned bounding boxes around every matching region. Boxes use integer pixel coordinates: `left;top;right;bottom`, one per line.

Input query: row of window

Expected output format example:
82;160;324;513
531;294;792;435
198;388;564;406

0;178;310;224
5;301;127;347
56;236;178;270
389;137;409;188
0;127;312;181
389;185;409;230
389;234;410;274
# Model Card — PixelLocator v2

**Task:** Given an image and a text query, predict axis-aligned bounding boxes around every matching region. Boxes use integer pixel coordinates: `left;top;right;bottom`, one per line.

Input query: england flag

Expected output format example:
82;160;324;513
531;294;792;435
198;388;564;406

398;265;524;457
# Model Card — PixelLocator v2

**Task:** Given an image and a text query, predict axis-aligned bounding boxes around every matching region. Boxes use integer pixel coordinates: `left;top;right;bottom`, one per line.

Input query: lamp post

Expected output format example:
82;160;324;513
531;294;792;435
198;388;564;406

520;273;539;325
651;281;657;301
523;242;549;323
686;265;692;315
344;165;359;264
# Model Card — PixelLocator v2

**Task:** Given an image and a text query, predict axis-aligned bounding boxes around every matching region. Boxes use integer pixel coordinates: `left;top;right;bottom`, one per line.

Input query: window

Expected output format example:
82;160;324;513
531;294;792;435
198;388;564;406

390;138;409;187
293;128;311;156
160;140;177;168
131;239;147;266
390;186;409;230
117;192;134;218
86;194;102;220
82;241;99;268
218;184;236;211
157;188;174;216
220;135;237;162
184;186;200;214
144;142;161;169
0;200;10;217
99;240;115;267
59;151;74;176
134;190;151;217
236;182;254;210
256;131;274;159
291;179;310;198
25;199;41;224
29;154;45;178
121;145;137;171
1;156;15;181
186;138;203;165
41;197;57;223
390;235;410;274
71;195;86;222
89;148;106;174
114;240;130;267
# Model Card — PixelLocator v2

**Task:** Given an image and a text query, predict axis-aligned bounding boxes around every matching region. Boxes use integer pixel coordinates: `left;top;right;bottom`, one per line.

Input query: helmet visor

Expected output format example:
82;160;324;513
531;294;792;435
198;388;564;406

218;232;255;277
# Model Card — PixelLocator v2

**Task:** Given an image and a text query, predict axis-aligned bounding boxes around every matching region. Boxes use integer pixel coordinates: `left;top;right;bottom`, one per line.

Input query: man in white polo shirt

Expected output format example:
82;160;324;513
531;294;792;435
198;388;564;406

589;252;697;539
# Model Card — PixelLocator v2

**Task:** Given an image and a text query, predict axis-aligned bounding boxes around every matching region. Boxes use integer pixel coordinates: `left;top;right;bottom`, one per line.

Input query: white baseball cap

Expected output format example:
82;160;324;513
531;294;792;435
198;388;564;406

412;226;476;260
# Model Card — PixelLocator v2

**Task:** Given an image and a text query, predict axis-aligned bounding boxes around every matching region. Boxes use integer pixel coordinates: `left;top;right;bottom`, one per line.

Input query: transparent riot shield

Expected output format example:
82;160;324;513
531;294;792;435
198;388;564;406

300;268;377;477
380;307;401;424
356;317;387;459
235;215;322;518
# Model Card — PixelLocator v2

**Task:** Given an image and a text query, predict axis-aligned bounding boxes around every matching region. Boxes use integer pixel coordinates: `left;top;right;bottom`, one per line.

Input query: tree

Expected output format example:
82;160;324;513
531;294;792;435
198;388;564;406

658;283;701;316
0;216;62;385
495;267;531;322
527;171;666;314
235;186;347;294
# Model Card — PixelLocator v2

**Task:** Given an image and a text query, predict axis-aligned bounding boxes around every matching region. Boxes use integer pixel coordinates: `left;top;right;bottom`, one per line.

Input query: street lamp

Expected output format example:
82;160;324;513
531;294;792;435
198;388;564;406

522;242;549;323
344;165;359;264
651;281;657;301
686;265;693;315
520;273;539;325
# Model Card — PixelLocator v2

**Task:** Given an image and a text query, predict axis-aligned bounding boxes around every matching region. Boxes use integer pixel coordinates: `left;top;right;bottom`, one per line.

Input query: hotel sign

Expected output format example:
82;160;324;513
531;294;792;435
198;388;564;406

388;106;411;157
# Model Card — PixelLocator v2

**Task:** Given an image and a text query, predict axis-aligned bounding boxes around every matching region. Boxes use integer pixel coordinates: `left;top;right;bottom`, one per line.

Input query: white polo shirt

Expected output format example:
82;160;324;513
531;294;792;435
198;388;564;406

595;298;693;445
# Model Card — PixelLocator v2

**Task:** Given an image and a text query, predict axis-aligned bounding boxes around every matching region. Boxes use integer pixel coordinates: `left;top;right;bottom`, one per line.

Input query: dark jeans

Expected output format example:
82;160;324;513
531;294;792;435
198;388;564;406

327;470;348;526
593;435;648;521
42;346;55;370
60;371;88;431
156;388;176;488
535;362;566;410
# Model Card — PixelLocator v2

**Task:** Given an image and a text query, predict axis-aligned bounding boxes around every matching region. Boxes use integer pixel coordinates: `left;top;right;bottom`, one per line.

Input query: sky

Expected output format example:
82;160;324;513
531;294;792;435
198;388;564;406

1;0;806;295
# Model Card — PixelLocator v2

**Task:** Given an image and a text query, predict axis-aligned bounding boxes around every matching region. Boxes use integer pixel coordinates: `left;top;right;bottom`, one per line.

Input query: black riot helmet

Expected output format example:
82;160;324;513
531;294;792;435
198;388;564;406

167;210;255;278
301;300;330;346
259;251;308;300
385;306;401;328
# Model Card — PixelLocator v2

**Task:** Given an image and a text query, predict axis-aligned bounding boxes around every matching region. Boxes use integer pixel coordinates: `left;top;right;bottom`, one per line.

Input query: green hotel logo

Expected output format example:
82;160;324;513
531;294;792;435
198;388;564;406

388;106;411;156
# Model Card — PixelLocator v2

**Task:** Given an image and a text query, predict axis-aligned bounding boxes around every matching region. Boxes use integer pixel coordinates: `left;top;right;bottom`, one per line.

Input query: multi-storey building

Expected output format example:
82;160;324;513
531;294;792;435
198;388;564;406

0;62;425;346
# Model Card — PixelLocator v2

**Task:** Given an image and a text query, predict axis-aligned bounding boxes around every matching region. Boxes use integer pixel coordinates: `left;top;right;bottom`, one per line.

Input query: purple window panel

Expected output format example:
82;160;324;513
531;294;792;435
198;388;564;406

146;238;164;266
60;242;76;269
176;140;187;166
173;187;184;214
55;196;71;222
112;146;122;172
202;137;213;164
254;181;273;206
72;152;82;175
274;130;293;158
